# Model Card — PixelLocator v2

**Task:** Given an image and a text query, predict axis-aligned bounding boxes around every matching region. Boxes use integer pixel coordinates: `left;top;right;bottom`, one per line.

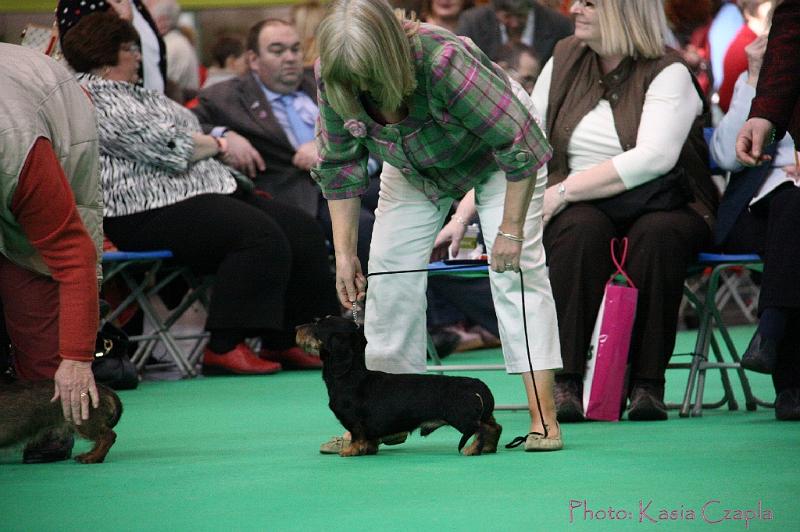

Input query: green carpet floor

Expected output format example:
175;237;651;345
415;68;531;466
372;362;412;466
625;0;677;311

1;325;798;531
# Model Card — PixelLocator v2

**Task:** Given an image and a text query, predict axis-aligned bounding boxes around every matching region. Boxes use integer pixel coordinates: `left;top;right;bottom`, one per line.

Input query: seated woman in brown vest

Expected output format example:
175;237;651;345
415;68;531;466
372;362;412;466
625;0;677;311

531;0;718;421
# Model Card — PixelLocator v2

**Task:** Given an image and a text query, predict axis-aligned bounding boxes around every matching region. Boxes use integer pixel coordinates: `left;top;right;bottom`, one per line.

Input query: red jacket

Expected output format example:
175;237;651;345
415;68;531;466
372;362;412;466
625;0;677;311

749;0;800;147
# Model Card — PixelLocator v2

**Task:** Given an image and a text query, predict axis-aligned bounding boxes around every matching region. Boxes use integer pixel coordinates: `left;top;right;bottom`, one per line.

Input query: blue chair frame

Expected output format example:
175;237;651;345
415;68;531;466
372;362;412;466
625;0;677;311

669;253;772;417
102;250;212;378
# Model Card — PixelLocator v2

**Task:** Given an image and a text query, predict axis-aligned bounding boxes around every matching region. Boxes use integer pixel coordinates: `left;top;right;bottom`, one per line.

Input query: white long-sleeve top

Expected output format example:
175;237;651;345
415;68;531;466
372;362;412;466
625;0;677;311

531;58;703;189
710;72;797;205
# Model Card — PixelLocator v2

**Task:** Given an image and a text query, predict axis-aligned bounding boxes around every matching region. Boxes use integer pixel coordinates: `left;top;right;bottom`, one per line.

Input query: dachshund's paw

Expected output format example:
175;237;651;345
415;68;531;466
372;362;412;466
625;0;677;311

339;439;378;456
461;438;482;456
74;452;105;464
481;421;502;454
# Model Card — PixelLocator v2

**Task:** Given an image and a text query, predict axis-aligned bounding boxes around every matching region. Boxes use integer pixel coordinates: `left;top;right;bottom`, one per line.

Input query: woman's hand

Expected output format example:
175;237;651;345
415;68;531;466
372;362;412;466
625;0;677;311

292;141;318;171
51;359;99;425
736;117;775;166
431;218;467;262
222;131;266;178
335;254;366;309
108;0;133;21
745;34;768;87
784;164;800;183
491;229;523;273
542;185;568;226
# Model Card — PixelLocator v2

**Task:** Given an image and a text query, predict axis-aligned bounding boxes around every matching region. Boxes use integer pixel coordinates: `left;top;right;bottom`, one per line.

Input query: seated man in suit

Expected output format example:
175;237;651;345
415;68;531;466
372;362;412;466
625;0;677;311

194;19;378;270
456;0;572;64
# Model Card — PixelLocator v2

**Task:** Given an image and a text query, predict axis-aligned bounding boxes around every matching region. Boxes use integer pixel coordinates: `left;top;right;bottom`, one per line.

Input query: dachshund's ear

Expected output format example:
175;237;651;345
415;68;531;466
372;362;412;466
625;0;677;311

326;333;355;378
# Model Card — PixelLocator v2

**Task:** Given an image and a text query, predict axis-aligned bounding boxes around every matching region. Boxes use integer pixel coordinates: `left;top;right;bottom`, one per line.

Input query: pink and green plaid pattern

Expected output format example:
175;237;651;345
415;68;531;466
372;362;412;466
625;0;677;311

312;23;552;202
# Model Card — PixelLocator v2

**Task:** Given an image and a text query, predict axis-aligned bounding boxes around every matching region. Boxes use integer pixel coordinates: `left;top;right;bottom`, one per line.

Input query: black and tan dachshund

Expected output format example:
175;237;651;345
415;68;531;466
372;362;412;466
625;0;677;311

0;381;122;463
296;316;501;457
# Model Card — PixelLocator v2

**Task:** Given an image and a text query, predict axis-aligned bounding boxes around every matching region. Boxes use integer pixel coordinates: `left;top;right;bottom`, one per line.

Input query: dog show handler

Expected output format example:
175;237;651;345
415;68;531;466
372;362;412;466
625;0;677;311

312;0;564;452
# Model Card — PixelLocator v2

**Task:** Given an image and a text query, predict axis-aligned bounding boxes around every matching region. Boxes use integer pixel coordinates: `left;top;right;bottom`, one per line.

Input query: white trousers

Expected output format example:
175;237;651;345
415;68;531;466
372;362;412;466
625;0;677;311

364;162;562;374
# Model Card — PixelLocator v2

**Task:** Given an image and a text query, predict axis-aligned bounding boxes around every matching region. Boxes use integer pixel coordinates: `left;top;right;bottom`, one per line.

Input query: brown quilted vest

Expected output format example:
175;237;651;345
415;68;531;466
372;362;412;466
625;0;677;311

545;37;718;227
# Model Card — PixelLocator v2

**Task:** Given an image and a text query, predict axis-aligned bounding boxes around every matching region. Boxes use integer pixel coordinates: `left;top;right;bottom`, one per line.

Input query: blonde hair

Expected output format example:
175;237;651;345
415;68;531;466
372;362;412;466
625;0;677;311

291;1;328;67
317;0;418;117
594;0;668;59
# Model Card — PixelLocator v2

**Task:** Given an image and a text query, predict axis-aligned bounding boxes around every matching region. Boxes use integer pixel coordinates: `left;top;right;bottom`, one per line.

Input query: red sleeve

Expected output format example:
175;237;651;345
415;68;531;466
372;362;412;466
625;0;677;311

11;138;98;362
717;27;755;113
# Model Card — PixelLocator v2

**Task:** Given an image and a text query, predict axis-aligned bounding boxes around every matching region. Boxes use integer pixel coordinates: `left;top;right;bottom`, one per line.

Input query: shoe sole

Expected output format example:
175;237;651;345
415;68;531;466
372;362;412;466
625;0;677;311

202;364;281;376
556;406;585;423
627;408;668;421
740;358;776;374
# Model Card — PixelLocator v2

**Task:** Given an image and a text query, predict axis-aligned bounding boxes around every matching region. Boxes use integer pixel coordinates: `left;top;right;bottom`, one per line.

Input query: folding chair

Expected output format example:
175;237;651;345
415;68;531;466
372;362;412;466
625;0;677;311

101;250;212;378
668;253;773;417
425;261;528;411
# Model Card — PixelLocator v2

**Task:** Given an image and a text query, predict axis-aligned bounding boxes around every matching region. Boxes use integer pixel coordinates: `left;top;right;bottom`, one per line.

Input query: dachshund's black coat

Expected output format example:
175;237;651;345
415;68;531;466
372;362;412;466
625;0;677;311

0;381;122;463
297;316;501;456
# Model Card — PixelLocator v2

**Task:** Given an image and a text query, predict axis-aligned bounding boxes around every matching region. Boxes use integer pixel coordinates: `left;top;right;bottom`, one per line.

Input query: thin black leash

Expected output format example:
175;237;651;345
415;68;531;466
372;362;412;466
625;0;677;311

354;264;549;446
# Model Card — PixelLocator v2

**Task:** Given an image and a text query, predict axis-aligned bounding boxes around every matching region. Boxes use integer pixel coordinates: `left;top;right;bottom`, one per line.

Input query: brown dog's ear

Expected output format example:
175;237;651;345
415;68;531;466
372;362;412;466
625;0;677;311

325;333;355;378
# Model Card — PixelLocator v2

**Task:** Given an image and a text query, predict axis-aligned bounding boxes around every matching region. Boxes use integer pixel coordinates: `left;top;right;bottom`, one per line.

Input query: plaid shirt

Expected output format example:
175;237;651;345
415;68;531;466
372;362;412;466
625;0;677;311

311;23;552;202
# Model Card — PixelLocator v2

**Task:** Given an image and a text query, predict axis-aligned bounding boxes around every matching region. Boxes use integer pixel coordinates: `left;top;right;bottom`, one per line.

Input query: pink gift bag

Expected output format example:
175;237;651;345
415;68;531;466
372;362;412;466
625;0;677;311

582;238;639;421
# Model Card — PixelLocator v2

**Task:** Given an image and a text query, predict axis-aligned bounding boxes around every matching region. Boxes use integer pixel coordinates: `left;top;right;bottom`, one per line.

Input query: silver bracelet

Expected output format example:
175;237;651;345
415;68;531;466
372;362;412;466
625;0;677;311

558;181;567;201
497;230;524;243
452;214;469;226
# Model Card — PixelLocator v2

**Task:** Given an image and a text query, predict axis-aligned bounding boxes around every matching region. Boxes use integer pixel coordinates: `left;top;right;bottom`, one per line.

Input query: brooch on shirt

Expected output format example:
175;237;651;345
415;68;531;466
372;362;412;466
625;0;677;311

343;119;367;138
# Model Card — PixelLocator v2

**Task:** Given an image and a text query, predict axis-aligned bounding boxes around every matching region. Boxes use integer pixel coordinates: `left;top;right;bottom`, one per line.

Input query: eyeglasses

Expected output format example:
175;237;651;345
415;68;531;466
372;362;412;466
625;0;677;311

572;0;596;9
121;43;141;54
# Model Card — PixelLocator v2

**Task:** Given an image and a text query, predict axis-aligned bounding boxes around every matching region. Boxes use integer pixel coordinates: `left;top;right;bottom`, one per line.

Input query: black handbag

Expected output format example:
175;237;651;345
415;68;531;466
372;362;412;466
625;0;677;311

590;166;694;225
93;322;139;390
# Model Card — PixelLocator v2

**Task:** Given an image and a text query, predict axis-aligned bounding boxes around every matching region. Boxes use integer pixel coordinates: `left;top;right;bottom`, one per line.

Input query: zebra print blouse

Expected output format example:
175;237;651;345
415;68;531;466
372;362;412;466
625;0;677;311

79;74;237;217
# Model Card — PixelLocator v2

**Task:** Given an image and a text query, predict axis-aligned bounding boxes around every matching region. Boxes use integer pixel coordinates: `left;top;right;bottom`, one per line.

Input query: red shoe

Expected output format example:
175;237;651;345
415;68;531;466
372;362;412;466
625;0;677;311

203;344;282;375
259;346;323;370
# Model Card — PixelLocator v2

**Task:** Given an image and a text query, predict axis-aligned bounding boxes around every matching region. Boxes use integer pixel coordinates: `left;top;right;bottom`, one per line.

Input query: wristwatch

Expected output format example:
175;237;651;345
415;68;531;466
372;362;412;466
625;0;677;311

210;126;229;139
557;182;567;201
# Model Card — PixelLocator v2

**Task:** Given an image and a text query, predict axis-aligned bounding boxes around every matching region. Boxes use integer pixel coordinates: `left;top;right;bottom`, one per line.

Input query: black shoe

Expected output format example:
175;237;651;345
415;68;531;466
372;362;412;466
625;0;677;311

627;384;668;421
740;332;779;374
429;330;461;359
23;433;74;464
554;379;585;422
775;388;800;421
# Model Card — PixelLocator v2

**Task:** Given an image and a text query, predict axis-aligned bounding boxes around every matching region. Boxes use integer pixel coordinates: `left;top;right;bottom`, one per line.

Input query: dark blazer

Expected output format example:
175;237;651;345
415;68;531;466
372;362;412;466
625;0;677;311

713;143;777;246
455;2;573;64
193;71;321;217
749;0;800;147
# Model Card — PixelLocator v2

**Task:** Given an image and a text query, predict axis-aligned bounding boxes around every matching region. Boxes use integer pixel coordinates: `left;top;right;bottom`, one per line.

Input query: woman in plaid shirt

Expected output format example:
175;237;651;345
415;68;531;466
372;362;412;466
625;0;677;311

312;0;563;452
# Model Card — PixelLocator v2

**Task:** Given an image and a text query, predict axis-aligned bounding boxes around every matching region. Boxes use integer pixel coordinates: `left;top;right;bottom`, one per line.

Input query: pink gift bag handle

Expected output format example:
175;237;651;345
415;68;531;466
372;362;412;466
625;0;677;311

610;237;636;289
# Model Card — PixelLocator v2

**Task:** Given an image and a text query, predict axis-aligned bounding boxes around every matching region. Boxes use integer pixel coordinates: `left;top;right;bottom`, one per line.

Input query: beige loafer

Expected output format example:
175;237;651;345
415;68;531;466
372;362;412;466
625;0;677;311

319;432;409;454
525;422;563;452
319;435;351;454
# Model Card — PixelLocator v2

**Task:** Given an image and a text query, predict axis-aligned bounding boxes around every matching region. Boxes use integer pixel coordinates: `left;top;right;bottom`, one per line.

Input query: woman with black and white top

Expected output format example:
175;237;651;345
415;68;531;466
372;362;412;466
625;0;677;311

62;12;339;375
57;0;167;93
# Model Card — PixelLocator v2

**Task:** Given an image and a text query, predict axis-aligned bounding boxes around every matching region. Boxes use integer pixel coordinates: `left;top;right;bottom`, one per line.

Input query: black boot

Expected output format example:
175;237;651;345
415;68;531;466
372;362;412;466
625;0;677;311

627;382;668;421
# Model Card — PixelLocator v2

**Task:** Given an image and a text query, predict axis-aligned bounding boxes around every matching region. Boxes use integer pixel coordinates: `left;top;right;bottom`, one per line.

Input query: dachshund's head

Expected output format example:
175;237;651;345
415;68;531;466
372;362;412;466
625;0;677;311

295;316;367;378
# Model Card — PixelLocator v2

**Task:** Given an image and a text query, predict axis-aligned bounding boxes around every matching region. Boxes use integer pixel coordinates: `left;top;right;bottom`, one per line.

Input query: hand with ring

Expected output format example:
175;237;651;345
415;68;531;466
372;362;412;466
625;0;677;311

52;360;100;425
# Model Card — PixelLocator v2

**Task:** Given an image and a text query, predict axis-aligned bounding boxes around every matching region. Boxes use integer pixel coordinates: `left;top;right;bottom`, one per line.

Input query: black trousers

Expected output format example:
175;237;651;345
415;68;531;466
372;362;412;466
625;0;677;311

104;190;339;348
722;184;800;392
543;203;711;384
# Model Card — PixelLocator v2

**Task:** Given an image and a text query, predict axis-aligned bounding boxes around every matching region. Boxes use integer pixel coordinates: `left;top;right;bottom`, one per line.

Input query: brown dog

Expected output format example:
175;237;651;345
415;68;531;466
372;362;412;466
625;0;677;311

0;381;122;463
297;316;502;457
